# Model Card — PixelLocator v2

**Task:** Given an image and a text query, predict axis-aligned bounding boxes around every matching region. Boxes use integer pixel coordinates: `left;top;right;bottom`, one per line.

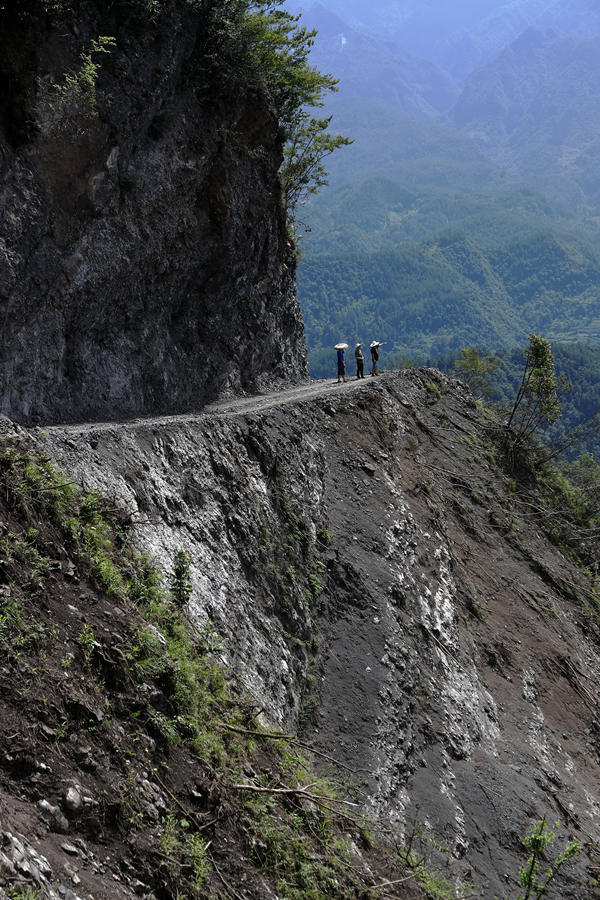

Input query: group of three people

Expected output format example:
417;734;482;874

337;341;384;383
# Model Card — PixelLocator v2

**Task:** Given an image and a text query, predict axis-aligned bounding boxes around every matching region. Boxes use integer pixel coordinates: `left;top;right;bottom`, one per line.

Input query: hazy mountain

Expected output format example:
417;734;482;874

463;0;600;61
435;0;600;79
449;28;600;203
317;95;501;193
294;5;458;116
292;0;600;80
289;0;507;61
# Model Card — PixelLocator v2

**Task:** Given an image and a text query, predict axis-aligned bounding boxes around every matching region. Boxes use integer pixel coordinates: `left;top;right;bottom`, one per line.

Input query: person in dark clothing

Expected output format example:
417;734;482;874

370;341;379;375
337;347;347;383
355;343;365;378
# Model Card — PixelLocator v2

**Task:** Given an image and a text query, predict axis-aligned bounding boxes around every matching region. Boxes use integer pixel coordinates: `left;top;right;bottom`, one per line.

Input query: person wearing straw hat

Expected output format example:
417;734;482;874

370;340;387;375
334;343;348;383
354;343;365;379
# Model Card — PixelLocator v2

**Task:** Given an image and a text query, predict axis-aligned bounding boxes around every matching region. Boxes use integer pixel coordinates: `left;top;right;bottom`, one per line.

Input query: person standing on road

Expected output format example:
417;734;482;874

370;341;387;375
337;346;347;383
370;341;380;375
355;343;365;379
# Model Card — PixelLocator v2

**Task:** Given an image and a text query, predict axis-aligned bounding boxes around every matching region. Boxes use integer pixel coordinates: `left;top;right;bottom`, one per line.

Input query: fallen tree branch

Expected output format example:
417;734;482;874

369;872;417;890
230;782;359;807
219;722;368;774
209;853;246;900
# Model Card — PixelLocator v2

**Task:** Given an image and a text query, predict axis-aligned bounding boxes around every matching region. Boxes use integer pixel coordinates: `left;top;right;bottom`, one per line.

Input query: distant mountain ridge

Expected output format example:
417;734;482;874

297;4;459;116
449;28;600;203
293;0;600;79
292;0;600;394
436;0;600;78
296;1;600;207
318;96;500;192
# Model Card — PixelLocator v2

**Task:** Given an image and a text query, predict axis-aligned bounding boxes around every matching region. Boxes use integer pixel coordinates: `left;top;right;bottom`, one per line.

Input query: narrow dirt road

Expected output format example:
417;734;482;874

42;375;382;434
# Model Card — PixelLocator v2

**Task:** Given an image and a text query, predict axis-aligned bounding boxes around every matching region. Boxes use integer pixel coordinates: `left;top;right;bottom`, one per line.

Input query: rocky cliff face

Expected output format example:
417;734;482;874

0;2;306;426
39;369;600;899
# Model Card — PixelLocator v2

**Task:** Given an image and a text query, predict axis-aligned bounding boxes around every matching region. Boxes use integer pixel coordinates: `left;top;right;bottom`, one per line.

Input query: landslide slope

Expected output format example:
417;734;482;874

38;369;600;898
0;420;421;900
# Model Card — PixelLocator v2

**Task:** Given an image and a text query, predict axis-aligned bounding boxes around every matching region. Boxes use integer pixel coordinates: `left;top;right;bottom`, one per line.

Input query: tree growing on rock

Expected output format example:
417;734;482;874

514;818;581;900
192;0;350;231
505;334;569;449
170;549;193;607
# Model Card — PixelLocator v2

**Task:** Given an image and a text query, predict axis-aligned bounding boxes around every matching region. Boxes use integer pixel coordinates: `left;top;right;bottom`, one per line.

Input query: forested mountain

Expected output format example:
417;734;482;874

293;0;600;403
309;96;501;192
301;230;600;375
300;179;600;256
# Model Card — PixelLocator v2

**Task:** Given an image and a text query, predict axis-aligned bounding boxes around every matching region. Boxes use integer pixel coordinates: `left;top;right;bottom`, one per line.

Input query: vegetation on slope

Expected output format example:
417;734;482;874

441;336;600;587
431;342;600;460
301;179;600;257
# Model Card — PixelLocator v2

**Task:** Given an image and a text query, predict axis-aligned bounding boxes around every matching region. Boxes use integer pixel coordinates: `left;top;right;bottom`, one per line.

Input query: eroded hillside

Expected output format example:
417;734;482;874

0;414;422;900
36;369;600;898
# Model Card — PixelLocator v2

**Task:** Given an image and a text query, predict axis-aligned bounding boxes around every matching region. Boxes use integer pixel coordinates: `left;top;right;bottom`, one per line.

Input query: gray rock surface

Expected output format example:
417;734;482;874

38;369;600;899
0;2;306;426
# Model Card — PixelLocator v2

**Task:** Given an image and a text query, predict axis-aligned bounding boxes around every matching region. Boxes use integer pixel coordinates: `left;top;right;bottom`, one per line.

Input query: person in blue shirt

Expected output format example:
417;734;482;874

337;347;347;383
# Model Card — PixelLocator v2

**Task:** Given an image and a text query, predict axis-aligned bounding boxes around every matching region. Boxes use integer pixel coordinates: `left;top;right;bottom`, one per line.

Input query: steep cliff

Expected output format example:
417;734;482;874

38;369;600;898
0;1;306;426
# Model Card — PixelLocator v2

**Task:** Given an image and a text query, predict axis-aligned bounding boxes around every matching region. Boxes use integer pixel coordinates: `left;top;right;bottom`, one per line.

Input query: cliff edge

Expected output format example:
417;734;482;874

0;1;307;425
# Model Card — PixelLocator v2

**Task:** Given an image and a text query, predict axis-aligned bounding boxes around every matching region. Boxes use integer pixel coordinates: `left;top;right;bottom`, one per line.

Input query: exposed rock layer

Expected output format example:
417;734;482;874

0;2;306;425
39;369;600;899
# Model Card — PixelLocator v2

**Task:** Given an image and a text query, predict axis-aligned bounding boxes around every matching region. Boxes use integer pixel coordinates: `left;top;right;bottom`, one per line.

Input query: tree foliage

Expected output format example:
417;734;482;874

191;0;348;221
515;818;581;900
43;35;116;135
505;334;565;440
452;347;498;399
170;549;193;607
281;114;352;223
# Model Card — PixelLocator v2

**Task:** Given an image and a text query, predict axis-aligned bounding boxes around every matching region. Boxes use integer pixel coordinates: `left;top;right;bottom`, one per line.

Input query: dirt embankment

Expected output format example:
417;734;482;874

0;420;422;900
36;369;600;899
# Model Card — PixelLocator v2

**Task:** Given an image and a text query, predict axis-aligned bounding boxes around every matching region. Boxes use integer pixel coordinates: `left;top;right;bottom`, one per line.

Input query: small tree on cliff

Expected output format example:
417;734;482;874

237;1;352;226
505;334;566;444
501;334;572;472
281;113;351;222
192;0;351;229
513;818;581;900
